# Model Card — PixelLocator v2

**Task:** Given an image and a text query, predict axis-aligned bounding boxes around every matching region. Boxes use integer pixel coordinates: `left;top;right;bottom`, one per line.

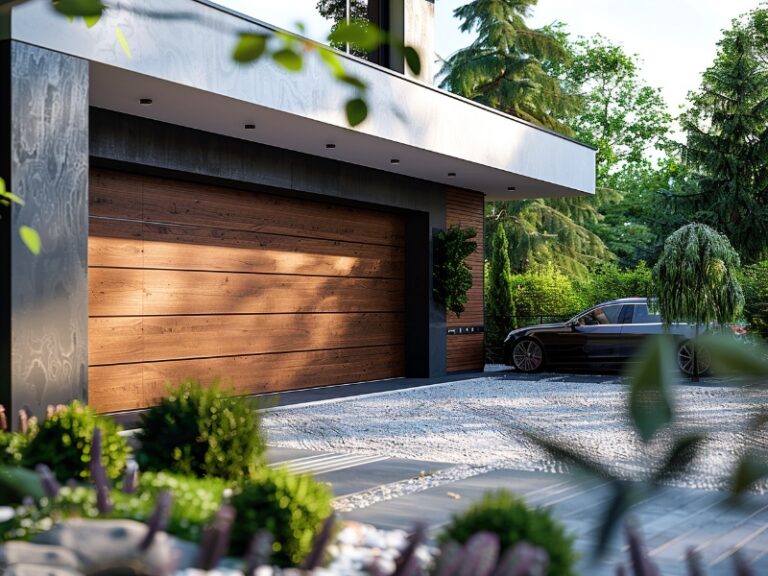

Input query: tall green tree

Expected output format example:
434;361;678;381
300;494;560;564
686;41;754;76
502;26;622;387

653;223;744;380
485;224;516;360
439;0;578;134
678;8;768;263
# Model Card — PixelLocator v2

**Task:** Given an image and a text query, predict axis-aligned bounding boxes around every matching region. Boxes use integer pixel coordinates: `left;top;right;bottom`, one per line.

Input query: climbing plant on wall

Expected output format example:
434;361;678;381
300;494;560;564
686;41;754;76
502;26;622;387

433;226;478;317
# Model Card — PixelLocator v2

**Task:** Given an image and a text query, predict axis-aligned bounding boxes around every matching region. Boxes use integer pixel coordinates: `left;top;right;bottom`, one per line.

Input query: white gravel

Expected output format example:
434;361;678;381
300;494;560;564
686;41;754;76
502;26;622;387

262;375;768;495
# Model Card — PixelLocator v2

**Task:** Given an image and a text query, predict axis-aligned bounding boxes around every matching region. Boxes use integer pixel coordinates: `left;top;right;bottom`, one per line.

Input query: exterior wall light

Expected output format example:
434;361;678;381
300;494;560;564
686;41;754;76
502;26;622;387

326;144;336;149
244;124;256;130
139;98;153;105
390;159;400;164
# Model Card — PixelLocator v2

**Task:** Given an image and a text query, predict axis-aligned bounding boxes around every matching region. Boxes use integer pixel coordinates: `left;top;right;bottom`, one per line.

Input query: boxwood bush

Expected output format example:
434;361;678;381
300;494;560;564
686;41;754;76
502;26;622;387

230;466;334;567
136;379;266;481
21;402;129;482
438;490;578;576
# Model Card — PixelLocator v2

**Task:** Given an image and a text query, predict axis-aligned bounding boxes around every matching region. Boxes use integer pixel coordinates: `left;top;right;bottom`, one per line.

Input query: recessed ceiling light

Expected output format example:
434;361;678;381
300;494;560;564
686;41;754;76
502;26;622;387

448;172;457;177
507;186;517;191
139;98;153;105
326;143;336;149
390;159;400;164
244;123;256;130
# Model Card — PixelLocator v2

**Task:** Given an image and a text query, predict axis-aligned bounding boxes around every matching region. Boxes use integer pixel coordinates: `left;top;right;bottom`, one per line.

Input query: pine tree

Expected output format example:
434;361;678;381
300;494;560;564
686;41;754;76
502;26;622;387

439;0;578;134
485;224;516;361
679;8;768;263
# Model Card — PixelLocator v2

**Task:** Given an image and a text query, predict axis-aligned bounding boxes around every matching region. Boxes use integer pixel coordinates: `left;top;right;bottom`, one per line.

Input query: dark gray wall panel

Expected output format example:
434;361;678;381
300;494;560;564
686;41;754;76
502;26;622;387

0;41;88;425
90;108;446;377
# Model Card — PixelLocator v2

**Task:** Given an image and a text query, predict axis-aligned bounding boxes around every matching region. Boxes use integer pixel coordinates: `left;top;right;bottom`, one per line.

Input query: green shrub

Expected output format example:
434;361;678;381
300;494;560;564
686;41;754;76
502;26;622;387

438;490;578;576
1;471;229;543
21;402;128;482
583;262;652;307
136;379;266;481
230;466;334;567
740;260;768;338
509;263;587;327
0;431;34;467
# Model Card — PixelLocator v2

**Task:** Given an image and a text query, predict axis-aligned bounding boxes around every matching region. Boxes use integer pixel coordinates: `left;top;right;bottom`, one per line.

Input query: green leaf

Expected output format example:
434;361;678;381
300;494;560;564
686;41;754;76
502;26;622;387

84;14;101;28
627;334;676;442
53;0;104;18
652;434;706;484
729;453;768;499
345;97;368;127
524;431;614;479
594;482;637;558
20;226;41;255
0;466;45;505
115;26;132;58
702;334;768;379
404;46;421;76
0;191;24;206
328;20;384;52
317;47;345;78
272;48;303;71
233;33;268;63
339;75;367;90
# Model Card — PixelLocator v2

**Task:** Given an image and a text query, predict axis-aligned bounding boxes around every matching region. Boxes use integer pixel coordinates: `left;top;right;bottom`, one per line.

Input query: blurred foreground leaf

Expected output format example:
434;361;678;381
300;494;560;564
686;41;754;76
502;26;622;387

652;434;706;484
272;48;303;71
233;33;268;63
702;333;768;379
19;226;41;255
404;46;421;76
345;97;368;127
524;431;613;479
328;20;385;52
730;453;768;500
52;0;104;17
115;26;132;58
627;335;676;442
0;466;45;505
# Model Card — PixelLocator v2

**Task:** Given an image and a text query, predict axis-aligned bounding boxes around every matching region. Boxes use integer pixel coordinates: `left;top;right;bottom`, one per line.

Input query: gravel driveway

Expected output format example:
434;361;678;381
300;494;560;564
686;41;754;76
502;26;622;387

262;372;767;492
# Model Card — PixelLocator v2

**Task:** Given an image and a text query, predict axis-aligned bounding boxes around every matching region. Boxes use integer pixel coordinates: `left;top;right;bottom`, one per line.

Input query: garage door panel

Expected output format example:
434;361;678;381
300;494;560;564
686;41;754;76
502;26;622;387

88;364;144;413
90;219;404;278
89;268;143;316
89;219;143;268
140;345;406;409
89;312;406;365
140;270;404;315
88;168;407;412
139;175;406;246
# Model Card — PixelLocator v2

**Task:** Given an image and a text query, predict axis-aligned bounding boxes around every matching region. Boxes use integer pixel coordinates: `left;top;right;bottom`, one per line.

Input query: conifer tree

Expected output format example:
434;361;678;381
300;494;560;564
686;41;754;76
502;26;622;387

679;8;768;263
485;224;516;361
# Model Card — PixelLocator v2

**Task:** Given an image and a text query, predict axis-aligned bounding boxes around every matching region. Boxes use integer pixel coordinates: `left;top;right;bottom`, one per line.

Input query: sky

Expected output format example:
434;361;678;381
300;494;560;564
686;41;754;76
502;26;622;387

218;0;763;116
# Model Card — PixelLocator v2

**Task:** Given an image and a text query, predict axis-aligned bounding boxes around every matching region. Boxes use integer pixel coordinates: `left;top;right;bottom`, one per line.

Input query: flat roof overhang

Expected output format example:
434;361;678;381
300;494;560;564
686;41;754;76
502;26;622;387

4;0;596;200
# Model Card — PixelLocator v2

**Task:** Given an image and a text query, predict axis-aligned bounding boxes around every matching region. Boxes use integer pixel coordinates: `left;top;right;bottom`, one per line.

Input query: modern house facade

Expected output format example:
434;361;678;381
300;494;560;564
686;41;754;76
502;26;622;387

0;0;595;419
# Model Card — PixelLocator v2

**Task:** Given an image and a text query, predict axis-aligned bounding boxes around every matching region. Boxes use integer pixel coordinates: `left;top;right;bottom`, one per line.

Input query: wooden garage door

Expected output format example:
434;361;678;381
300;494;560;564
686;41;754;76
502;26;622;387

87;168;406;412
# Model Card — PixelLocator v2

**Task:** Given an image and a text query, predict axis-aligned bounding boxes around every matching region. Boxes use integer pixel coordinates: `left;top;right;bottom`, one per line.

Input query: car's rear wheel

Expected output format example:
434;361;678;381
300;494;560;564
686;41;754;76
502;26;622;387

511;338;545;372
677;341;711;376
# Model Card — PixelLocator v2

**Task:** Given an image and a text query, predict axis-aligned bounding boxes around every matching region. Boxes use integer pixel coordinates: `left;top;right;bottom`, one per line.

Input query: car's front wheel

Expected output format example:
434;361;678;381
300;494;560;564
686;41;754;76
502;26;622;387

677;341;711;376
511;338;545;373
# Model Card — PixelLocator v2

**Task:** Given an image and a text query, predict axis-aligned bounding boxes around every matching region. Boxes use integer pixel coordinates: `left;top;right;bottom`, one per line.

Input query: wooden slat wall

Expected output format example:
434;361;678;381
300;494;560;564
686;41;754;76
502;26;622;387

446;188;485;372
88;168;406;412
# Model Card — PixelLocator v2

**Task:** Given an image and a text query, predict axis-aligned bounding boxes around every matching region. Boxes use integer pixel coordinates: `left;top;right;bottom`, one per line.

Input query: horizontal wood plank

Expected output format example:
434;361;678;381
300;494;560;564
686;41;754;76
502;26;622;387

88;345;405;411
89;219;404;278
89;268;143;316
89;312;405;365
447;333;484;372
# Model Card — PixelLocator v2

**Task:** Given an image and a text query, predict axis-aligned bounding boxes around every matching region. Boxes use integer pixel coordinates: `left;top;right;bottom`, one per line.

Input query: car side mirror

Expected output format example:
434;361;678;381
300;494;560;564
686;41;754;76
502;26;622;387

566;320;577;329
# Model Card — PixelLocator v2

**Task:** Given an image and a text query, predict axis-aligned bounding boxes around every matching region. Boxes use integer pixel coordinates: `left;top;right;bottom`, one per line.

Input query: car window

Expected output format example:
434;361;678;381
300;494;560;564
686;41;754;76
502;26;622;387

631;304;661;324
576;304;623;326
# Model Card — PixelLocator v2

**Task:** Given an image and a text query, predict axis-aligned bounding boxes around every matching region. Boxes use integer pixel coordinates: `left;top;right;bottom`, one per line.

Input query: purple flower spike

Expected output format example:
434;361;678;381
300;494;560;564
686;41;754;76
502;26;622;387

733;552;754;576
35;464;61;498
455;531;500;576
302;513;336;570
140;490;173;551
197;504;237;570
17;408;29;434
493;541;549;576
625;525;659;576
90;427;113;514
0;405;7;432
393;523;427;576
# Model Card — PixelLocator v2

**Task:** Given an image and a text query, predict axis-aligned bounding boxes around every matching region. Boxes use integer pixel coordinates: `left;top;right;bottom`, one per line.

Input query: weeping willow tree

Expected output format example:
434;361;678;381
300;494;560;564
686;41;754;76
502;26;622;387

486;199;614;278
438;0;579;133
653;223;744;380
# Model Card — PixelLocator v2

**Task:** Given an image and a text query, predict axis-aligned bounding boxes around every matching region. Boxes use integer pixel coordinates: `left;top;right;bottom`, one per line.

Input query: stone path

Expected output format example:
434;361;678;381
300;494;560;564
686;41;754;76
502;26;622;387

268;446;768;576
